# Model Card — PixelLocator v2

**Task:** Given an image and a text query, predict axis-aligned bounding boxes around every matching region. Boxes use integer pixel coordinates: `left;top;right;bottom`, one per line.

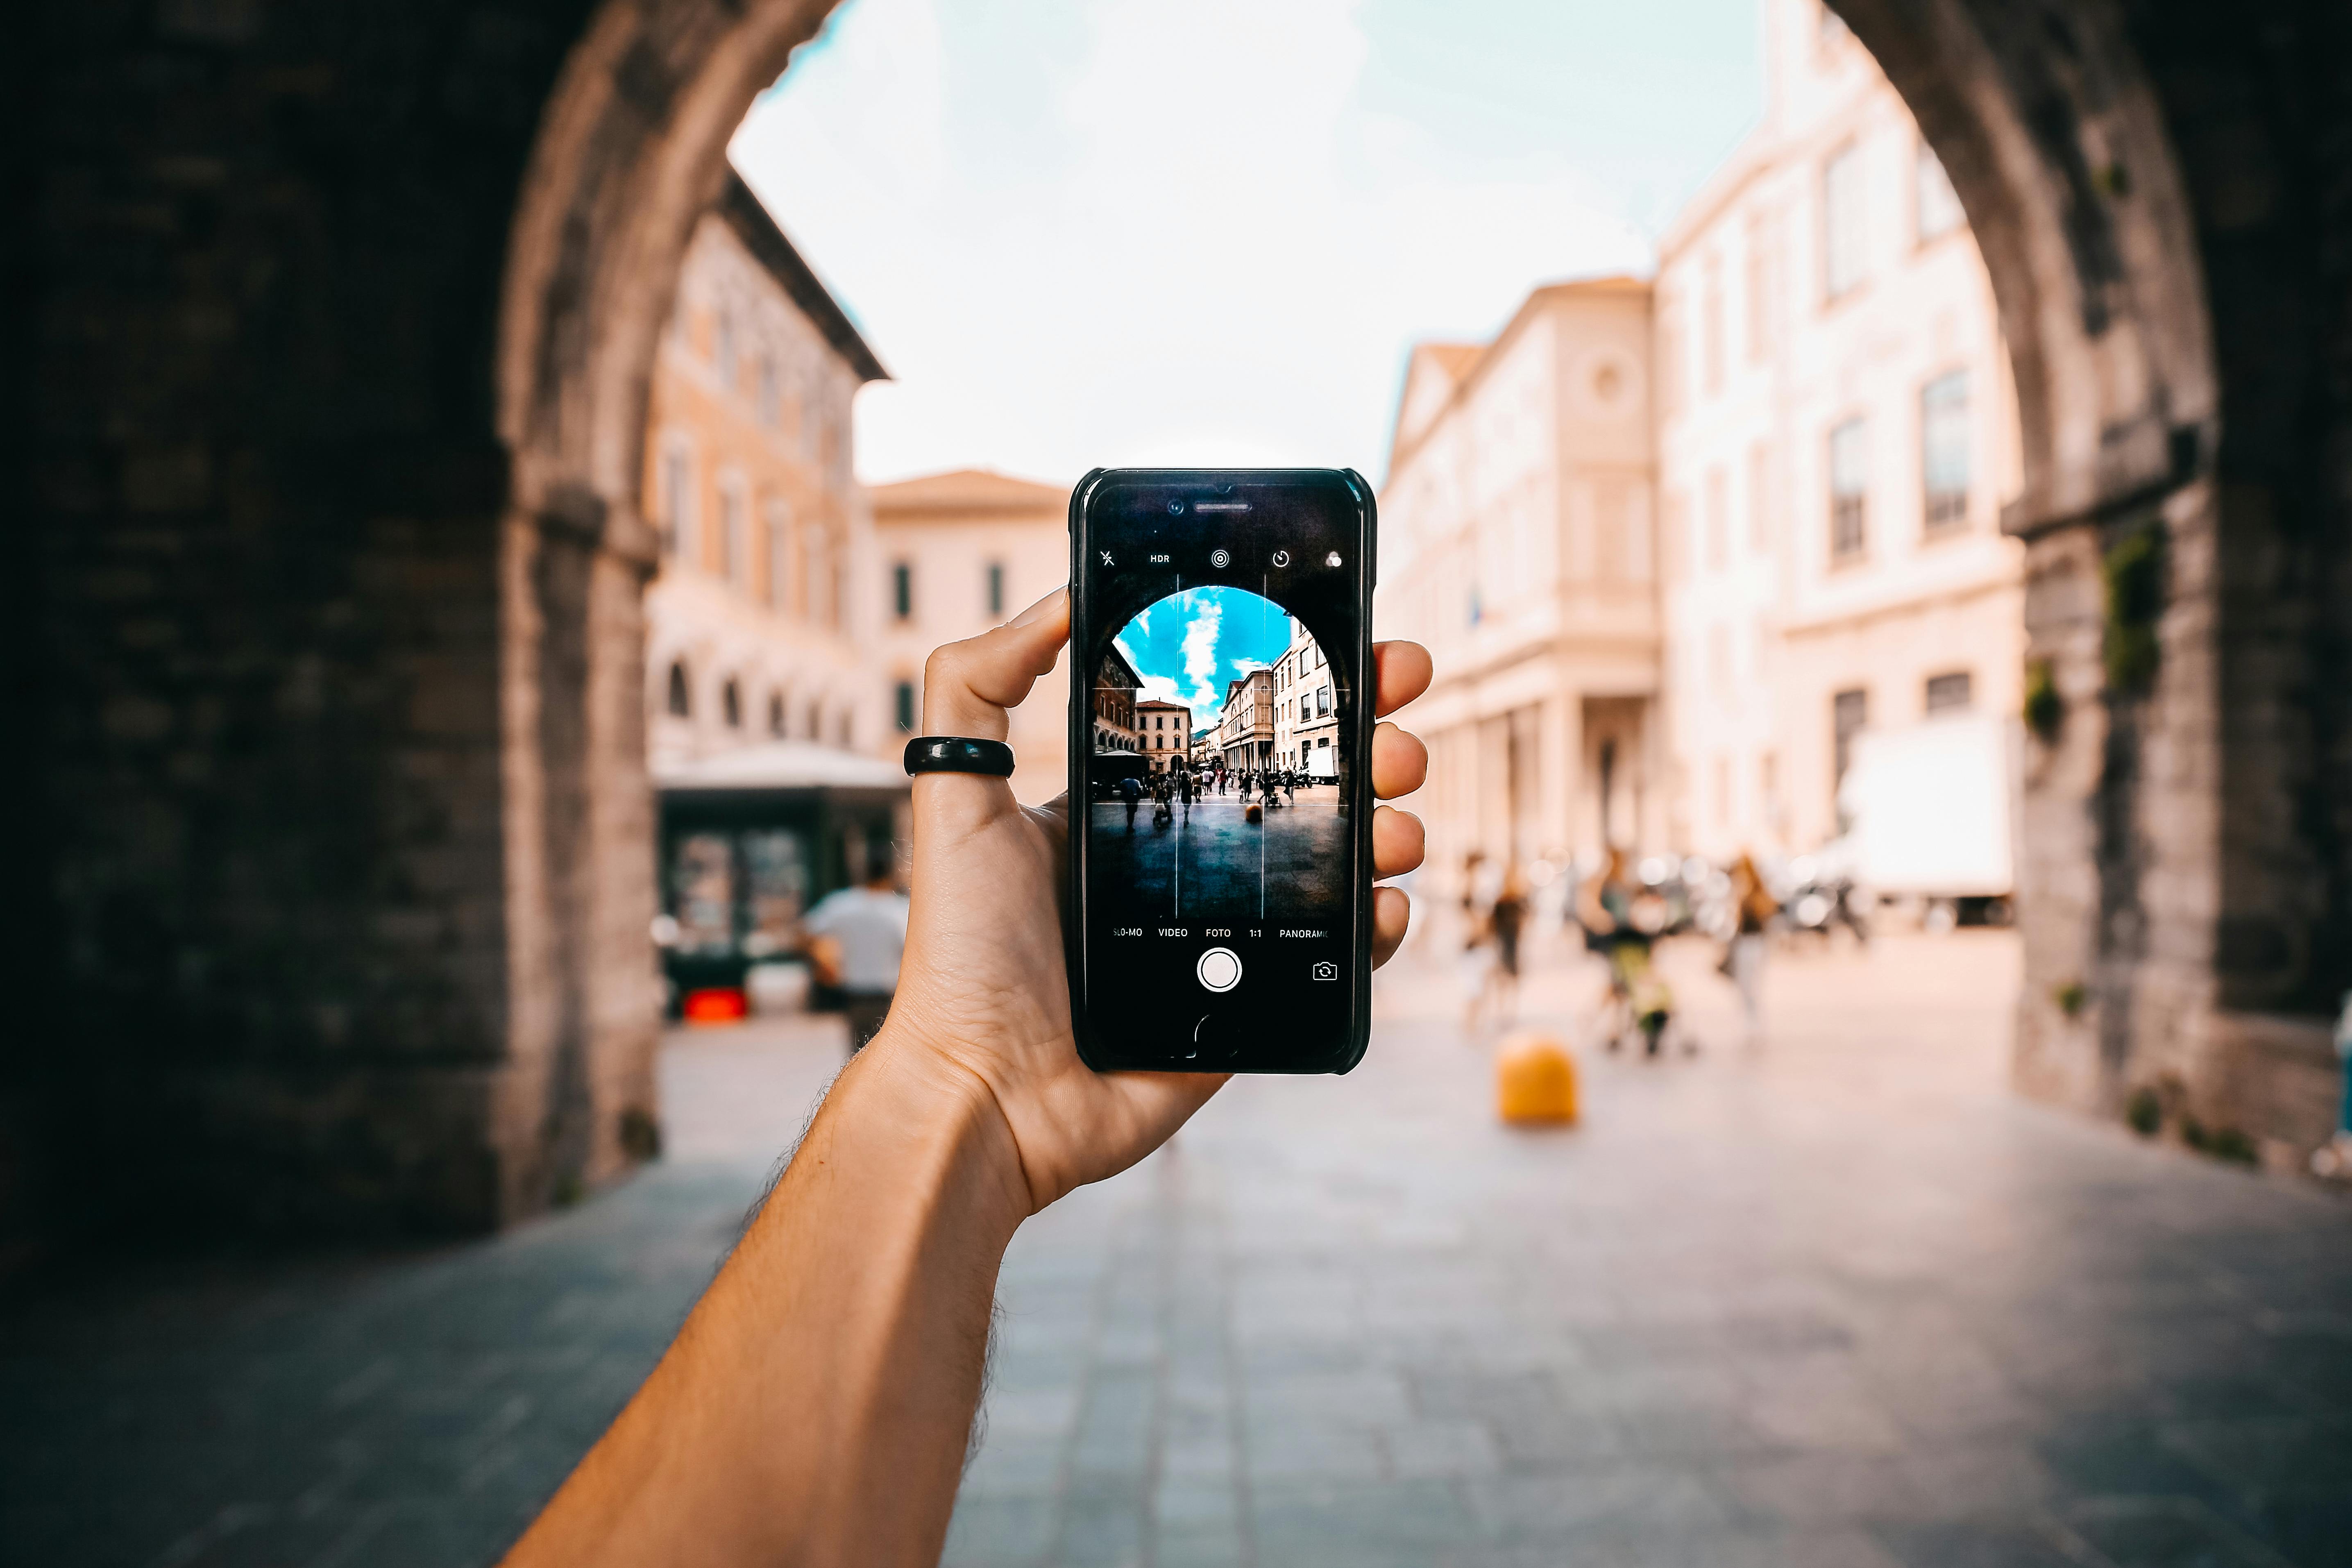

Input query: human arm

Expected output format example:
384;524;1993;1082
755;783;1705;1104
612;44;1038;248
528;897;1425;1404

501;589;1431;1568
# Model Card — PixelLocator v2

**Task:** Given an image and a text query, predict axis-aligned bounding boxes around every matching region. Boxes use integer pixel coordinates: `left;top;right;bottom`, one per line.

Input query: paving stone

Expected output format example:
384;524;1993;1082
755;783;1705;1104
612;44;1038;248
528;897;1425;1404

8;937;2352;1566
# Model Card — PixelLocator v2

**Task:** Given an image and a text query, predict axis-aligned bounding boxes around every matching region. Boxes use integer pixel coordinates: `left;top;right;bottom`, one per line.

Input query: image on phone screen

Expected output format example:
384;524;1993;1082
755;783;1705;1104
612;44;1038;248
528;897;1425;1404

1070;470;1372;1074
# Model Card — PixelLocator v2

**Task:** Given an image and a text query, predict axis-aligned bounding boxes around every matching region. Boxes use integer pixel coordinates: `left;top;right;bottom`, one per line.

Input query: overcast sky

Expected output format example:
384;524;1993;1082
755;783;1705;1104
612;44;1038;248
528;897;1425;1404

730;0;1761;487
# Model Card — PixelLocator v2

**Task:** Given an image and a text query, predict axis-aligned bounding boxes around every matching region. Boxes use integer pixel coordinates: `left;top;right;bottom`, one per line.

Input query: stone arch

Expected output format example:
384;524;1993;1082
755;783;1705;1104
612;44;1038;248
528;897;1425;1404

20;0;2344;1244
1837;0;2350;1147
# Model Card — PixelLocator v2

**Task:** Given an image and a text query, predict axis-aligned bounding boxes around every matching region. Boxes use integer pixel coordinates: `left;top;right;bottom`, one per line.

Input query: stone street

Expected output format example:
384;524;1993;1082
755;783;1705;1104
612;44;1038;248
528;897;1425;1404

6;931;2351;1567
1089;790;1349;922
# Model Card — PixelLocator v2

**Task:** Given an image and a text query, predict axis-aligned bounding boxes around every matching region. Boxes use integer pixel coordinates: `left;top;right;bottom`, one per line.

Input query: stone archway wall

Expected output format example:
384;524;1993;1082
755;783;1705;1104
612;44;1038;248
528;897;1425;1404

1836;0;2352;1157
12;0;845;1241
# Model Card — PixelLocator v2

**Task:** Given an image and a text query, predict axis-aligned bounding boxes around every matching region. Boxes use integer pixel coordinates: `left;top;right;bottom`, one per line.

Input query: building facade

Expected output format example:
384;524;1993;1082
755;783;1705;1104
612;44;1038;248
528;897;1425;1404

1272;617;1341;778
642;176;889;775
869;469;1072;804
1134;700;1192;772
1653;0;2025;860
1214;669;1276;774
1093;647;1140;757
1377;279;1663;892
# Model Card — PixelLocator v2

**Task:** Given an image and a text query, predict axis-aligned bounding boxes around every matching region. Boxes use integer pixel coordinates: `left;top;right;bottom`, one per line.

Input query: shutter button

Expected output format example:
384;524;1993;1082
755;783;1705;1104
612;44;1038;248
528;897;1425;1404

1196;947;1242;993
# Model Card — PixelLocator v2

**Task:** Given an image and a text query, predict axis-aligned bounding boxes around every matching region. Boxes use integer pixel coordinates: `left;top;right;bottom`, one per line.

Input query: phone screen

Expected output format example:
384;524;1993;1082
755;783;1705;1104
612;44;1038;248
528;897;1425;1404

1070;470;1373;1073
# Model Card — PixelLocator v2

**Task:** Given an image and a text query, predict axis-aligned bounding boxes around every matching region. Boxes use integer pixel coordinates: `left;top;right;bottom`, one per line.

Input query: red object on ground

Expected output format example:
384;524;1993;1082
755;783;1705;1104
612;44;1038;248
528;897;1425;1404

682;987;748;1025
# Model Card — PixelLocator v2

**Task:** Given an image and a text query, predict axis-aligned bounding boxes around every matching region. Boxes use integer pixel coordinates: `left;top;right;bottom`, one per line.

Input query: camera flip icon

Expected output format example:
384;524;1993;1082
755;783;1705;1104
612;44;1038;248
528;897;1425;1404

1311;960;1339;982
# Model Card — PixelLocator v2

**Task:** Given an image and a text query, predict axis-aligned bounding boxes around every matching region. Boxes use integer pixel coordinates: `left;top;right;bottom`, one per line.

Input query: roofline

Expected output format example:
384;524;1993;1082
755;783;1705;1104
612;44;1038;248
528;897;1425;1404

1385;273;1652;477
867;469;1071;517
717;173;890;384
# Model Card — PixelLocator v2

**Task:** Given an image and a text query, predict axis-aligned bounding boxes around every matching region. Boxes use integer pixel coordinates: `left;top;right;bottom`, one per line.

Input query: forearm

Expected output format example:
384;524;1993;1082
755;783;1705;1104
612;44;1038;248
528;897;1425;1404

504;1033;1031;1568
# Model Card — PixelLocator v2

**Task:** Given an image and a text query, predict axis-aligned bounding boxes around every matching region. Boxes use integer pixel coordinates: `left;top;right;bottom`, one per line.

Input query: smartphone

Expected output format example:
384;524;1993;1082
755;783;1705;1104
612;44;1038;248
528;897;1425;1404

1067;468;1377;1074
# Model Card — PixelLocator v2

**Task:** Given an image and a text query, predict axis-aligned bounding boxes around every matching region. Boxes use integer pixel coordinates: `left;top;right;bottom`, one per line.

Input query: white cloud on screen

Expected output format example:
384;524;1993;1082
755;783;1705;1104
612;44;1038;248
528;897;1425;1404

1179;595;1222;708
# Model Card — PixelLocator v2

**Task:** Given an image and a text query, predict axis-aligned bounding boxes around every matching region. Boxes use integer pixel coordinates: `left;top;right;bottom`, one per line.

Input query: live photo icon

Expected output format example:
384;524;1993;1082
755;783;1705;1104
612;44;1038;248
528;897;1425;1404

1311;961;1339;981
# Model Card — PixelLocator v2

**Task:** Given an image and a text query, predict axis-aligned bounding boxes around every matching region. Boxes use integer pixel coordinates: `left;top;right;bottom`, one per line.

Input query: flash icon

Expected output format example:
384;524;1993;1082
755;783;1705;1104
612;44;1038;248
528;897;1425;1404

1099;551;1114;566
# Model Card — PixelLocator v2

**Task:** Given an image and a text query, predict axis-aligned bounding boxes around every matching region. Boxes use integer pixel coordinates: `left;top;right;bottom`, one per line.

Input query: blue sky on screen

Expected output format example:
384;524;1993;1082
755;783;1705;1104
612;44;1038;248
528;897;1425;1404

731;0;1760;484
1114;587;1295;715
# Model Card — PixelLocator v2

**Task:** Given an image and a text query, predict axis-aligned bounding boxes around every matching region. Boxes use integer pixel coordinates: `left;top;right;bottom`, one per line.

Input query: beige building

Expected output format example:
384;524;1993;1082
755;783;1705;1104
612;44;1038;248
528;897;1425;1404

642;176;888;772
1135;700;1192;772
868;469;1072;804
1092;646;1141;759
1214;669;1276;774
1376;278;1663;888
1655;0;2024;859
1272;616;1341;778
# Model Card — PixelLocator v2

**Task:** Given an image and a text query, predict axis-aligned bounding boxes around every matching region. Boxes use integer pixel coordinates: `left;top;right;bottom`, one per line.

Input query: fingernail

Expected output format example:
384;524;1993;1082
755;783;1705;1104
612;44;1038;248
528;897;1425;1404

1012;586;1068;628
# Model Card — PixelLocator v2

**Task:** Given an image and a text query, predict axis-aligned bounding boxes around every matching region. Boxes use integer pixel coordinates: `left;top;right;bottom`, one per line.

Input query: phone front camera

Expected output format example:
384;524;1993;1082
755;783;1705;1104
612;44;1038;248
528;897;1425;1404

1167;499;1184;516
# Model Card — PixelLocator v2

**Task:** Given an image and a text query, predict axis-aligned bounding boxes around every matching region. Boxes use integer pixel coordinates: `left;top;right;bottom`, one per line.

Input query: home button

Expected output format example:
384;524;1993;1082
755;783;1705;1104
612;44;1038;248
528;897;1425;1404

1196;946;1242;993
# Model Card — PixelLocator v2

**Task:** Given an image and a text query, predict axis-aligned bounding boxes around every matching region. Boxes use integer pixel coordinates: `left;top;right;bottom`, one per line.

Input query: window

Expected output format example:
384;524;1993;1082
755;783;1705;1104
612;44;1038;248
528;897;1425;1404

722;678;742;729
1317;685;1331;717
661;448;694;561
1925;670;1974;713
986;561;1005;618
765;501;790;608
1744;210;1774;364
1301;696;1312;723
1916;141;1965;243
1702;256;1725;397
1823;143;1867;301
1705;466;1729;572
1656;300;1684;418
768;691;786;736
1833;688;1869;791
1921;370;1971;532
716;309;736;390
758;355;780;427
891;561;912;621
719;485;743;583
895;680;916;733
1746;442;1773;552
666;661;691;717
1828;418;1869;561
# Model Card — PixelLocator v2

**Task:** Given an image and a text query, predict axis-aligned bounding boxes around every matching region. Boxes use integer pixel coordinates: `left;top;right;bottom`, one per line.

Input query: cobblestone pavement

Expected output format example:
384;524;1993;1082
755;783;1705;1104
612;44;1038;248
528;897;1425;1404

7;933;2351;1567
1088;794;1347;920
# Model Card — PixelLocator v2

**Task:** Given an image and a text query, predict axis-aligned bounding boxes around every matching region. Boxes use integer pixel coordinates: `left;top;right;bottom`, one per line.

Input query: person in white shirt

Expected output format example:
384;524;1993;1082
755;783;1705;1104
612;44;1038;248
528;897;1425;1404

802;852;910;1053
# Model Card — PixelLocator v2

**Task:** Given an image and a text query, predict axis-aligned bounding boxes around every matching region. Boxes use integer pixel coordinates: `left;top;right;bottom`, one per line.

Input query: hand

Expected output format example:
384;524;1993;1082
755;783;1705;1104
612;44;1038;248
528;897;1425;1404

873;588;1432;1215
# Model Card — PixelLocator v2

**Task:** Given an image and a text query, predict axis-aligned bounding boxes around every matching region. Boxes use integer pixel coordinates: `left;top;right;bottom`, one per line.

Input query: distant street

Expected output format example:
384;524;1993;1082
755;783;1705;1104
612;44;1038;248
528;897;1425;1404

1090;786;1347;921
7;932;2351;1567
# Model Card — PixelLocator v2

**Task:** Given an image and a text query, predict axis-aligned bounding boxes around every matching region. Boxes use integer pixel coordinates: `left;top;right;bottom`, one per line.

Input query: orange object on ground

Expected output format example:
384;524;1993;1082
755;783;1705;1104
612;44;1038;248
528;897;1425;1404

682;987;748;1025
1496;1031;1578;1124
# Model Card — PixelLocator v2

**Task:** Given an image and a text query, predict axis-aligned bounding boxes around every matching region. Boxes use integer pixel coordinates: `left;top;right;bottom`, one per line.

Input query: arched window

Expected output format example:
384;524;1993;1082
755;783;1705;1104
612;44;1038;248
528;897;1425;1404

895;680;916;733
722;678;742;728
666;661;691;717
768;691;786;736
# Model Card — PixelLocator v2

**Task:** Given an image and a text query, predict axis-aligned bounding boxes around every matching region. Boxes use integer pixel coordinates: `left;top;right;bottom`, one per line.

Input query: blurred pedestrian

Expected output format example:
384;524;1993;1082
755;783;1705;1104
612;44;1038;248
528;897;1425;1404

802;848;910;1055
1118;771;1142;828
1579;846;1672;1054
1724;851;1778;1042
1483;864;1530;1026
1460;851;1496;1034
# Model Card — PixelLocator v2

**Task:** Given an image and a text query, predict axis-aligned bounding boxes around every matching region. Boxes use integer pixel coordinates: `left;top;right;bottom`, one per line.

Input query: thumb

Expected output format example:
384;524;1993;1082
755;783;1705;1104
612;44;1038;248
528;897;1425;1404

919;588;1069;740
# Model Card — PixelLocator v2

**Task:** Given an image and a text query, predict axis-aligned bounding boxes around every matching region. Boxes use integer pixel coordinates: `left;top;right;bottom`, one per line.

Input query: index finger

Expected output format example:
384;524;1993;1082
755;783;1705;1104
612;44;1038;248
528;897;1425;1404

1374;641;1431;718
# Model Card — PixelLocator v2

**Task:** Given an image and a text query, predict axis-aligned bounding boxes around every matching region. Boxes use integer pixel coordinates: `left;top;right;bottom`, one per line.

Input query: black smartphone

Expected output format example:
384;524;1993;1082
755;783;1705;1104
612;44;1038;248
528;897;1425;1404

1066;468;1377;1075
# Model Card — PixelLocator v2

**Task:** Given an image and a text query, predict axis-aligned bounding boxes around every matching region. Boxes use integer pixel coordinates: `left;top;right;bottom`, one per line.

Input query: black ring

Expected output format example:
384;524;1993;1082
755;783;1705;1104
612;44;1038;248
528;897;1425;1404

903;736;1016;778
